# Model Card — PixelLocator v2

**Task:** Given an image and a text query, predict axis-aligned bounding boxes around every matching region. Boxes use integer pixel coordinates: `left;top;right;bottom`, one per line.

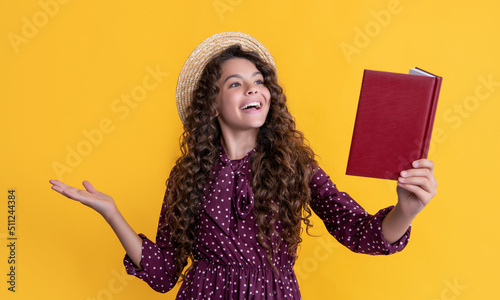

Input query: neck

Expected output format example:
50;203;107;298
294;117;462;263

220;129;258;160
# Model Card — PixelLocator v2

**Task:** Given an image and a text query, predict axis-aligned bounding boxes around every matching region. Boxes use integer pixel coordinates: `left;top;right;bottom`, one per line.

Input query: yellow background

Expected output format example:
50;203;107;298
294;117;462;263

1;0;498;299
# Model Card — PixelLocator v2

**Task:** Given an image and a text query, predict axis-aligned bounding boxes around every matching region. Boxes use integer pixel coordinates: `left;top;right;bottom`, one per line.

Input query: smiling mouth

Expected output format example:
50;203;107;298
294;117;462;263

240;102;262;110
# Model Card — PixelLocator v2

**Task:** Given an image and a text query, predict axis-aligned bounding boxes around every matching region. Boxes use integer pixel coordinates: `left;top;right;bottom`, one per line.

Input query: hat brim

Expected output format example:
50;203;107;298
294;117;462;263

175;32;276;124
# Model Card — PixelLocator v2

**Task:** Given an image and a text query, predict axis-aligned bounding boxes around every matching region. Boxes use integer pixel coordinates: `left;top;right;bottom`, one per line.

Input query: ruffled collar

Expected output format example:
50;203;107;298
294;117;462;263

201;146;257;236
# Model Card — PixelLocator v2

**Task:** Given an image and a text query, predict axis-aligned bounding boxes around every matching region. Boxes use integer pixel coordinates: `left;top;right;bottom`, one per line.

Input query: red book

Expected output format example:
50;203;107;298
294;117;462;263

346;68;442;180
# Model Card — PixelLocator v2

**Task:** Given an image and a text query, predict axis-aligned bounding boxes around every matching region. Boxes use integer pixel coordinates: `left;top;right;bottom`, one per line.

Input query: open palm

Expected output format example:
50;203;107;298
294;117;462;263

49;180;117;220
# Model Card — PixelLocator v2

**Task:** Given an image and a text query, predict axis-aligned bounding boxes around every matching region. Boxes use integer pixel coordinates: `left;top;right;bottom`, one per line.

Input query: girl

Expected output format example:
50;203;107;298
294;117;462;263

50;32;437;299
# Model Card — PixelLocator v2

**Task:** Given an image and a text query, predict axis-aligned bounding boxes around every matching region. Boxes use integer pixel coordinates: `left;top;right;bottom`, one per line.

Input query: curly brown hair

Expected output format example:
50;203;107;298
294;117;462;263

163;44;317;281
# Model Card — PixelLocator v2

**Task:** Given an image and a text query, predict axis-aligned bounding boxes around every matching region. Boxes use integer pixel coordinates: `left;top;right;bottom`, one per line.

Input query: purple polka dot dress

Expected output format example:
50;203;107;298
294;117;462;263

123;147;411;299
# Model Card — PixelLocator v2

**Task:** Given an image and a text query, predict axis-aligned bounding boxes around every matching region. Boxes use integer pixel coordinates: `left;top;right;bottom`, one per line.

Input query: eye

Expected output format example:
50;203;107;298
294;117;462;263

229;82;241;88
255;79;264;84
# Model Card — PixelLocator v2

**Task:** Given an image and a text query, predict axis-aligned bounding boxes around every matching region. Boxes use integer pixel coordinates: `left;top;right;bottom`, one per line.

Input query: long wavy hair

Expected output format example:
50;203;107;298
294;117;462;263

163;44;317;281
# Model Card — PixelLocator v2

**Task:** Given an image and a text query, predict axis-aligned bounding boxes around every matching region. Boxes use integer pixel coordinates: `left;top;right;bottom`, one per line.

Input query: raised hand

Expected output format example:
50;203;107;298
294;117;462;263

49;180;118;221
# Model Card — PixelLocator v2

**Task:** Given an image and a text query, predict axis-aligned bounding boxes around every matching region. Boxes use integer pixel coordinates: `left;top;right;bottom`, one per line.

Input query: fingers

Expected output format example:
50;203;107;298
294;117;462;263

398;176;435;196
50;179;94;192
401;159;435;180
397;181;428;199
49;179;92;202
82;180;98;193
49;179;74;196
49;180;116;218
411;159;434;172
49;179;71;190
400;168;431;179
398;159;438;197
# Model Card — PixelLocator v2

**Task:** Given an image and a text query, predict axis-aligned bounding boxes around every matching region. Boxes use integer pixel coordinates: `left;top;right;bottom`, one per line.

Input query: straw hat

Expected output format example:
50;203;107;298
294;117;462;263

175;32;276;124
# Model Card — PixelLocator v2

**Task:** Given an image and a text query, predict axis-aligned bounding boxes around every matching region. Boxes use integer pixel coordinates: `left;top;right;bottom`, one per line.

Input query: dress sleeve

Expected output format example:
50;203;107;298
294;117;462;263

309;166;411;255
123;168;179;293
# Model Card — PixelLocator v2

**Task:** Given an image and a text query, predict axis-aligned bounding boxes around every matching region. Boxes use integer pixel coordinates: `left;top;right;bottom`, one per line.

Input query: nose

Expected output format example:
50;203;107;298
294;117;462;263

246;86;258;95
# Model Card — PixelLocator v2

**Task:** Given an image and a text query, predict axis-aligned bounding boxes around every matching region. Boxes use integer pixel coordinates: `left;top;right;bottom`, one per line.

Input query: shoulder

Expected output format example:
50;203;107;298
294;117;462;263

308;164;347;200
308;163;329;186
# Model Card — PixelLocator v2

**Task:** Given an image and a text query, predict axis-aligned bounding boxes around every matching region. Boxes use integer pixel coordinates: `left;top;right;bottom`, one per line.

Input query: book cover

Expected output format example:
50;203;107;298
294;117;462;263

346;68;442;180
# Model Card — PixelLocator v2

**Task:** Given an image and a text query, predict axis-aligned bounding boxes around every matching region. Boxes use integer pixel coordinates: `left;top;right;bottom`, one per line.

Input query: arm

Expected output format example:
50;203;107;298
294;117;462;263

105;209;143;268
309;167;410;255
381;159;437;244
122;186;180;293
49;180;143;268
50;177;180;293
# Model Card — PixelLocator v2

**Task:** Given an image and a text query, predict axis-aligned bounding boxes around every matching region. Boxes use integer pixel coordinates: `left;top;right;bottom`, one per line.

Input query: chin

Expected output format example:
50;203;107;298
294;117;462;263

249;120;267;129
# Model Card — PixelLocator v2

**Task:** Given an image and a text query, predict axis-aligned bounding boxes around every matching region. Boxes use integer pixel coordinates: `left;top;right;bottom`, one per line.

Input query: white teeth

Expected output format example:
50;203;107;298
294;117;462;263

240;102;261;110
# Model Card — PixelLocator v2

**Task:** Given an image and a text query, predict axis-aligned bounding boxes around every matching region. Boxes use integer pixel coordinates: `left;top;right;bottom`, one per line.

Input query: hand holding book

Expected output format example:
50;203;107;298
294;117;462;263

346;67;441;242
381;158;438;243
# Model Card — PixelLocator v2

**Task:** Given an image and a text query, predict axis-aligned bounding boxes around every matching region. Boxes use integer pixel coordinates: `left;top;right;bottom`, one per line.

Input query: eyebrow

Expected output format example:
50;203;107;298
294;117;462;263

222;71;262;84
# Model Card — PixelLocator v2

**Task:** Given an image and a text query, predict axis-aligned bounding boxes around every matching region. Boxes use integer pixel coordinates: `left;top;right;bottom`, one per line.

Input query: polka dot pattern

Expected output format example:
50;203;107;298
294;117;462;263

308;168;411;255
123;147;411;298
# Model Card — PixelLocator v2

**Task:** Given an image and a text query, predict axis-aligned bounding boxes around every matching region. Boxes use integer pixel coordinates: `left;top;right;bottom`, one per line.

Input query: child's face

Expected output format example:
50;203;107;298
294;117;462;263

215;58;271;136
